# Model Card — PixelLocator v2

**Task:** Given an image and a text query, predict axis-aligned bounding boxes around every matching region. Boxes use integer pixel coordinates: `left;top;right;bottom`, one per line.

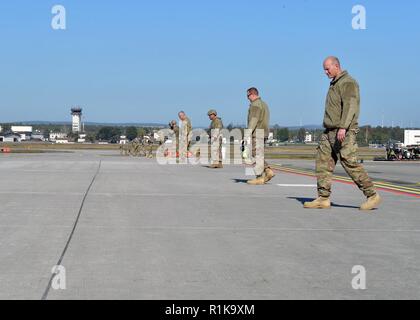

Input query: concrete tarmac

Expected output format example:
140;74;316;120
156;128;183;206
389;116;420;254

0;151;419;300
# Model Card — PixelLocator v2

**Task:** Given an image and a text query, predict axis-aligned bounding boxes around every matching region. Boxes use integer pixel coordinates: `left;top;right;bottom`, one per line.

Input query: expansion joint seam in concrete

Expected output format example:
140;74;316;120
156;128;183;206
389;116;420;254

41;161;102;300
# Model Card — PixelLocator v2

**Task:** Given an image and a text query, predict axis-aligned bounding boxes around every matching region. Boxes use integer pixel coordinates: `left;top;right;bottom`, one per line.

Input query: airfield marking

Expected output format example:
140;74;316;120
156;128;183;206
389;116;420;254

270;164;420;198
0;191;85;196
277;184;317;187
90;193;284;198
41;160;102;300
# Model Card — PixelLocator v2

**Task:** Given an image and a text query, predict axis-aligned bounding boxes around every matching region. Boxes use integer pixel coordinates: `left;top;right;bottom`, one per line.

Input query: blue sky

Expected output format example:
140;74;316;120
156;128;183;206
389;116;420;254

0;0;419;127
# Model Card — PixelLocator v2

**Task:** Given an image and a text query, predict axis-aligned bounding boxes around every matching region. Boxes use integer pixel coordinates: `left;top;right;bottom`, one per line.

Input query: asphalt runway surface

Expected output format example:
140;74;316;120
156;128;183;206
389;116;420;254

0;150;419;300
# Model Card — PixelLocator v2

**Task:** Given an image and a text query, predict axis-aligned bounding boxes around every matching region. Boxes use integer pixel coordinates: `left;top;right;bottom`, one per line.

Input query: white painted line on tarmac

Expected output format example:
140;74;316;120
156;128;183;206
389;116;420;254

277;184;317;187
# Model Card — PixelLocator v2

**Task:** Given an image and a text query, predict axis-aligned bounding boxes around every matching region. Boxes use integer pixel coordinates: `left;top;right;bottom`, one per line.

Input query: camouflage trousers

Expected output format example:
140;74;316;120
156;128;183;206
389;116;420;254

316;129;376;198
178;138;192;161
252;136;270;177
211;137;223;164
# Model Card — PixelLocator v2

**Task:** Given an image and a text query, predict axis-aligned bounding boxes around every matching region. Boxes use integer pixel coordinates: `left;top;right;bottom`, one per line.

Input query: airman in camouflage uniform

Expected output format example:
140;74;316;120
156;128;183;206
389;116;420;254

178;111;193;159
304;57;381;211
169;120;180;158
245;88;275;185
208;109;224;169
169;120;180;140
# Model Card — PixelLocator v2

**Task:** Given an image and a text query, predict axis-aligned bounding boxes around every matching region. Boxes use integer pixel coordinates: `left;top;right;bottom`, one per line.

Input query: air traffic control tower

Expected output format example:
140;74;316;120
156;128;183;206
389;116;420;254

71;107;83;133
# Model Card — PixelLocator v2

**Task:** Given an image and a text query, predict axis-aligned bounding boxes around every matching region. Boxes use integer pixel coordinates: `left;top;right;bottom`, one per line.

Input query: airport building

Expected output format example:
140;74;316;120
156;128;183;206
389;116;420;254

49;132;68;142
11;126;33;141
119;136;129;144
71;107;83;133
0;133;21;143
404;130;420;146
78;134;87;143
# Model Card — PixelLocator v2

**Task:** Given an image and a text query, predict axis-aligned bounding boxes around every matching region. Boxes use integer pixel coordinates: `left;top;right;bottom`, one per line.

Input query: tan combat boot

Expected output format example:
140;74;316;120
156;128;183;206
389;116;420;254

360;194;382;211
304;197;332;209
210;163;223;169
264;168;275;183
247;176;266;185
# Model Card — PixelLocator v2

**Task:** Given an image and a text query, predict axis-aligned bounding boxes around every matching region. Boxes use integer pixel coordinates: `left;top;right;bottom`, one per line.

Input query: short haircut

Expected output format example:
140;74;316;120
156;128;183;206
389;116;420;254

178;111;185;115
247;87;259;96
327;56;341;67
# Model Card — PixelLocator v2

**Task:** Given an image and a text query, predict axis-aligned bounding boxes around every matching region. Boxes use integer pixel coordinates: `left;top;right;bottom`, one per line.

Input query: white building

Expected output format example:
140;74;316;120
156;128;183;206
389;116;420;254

11;126;33;141
78;134;87;143
11;126;32;133
119;136;129;145
404;130;420;146
49;132;68;142
305;132;313;143
0;126;2;133
0;134;21;143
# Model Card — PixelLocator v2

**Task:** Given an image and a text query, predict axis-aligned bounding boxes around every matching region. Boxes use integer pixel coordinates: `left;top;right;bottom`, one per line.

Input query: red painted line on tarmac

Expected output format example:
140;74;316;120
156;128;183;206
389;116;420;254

272;167;420;199
375;187;420;199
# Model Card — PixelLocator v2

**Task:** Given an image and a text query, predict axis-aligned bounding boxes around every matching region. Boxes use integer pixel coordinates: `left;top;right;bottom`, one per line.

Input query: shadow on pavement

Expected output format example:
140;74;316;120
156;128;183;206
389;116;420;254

288;197;360;209
232;179;249;184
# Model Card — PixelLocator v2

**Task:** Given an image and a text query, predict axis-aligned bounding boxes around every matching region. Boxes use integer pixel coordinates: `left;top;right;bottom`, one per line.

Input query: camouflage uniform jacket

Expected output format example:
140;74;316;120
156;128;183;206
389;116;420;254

210;117;223;141
323;71;360;131
247;98;270;138
180;117;193;142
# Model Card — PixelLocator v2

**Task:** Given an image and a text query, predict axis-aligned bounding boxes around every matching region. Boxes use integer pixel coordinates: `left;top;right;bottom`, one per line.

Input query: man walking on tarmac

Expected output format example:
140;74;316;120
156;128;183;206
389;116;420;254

304;57;381;211
208;109;224;169
245;87;275;185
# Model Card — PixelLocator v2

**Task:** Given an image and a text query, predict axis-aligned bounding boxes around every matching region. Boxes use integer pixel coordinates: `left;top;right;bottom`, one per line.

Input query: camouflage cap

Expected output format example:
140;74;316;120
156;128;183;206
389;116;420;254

207;109;217;116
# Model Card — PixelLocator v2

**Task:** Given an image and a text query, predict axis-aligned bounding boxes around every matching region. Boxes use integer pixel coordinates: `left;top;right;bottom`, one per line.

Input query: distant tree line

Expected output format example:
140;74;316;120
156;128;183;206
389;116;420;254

357;126;405;145
272;126;305;143
93;126;159;142
271;125;411;145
